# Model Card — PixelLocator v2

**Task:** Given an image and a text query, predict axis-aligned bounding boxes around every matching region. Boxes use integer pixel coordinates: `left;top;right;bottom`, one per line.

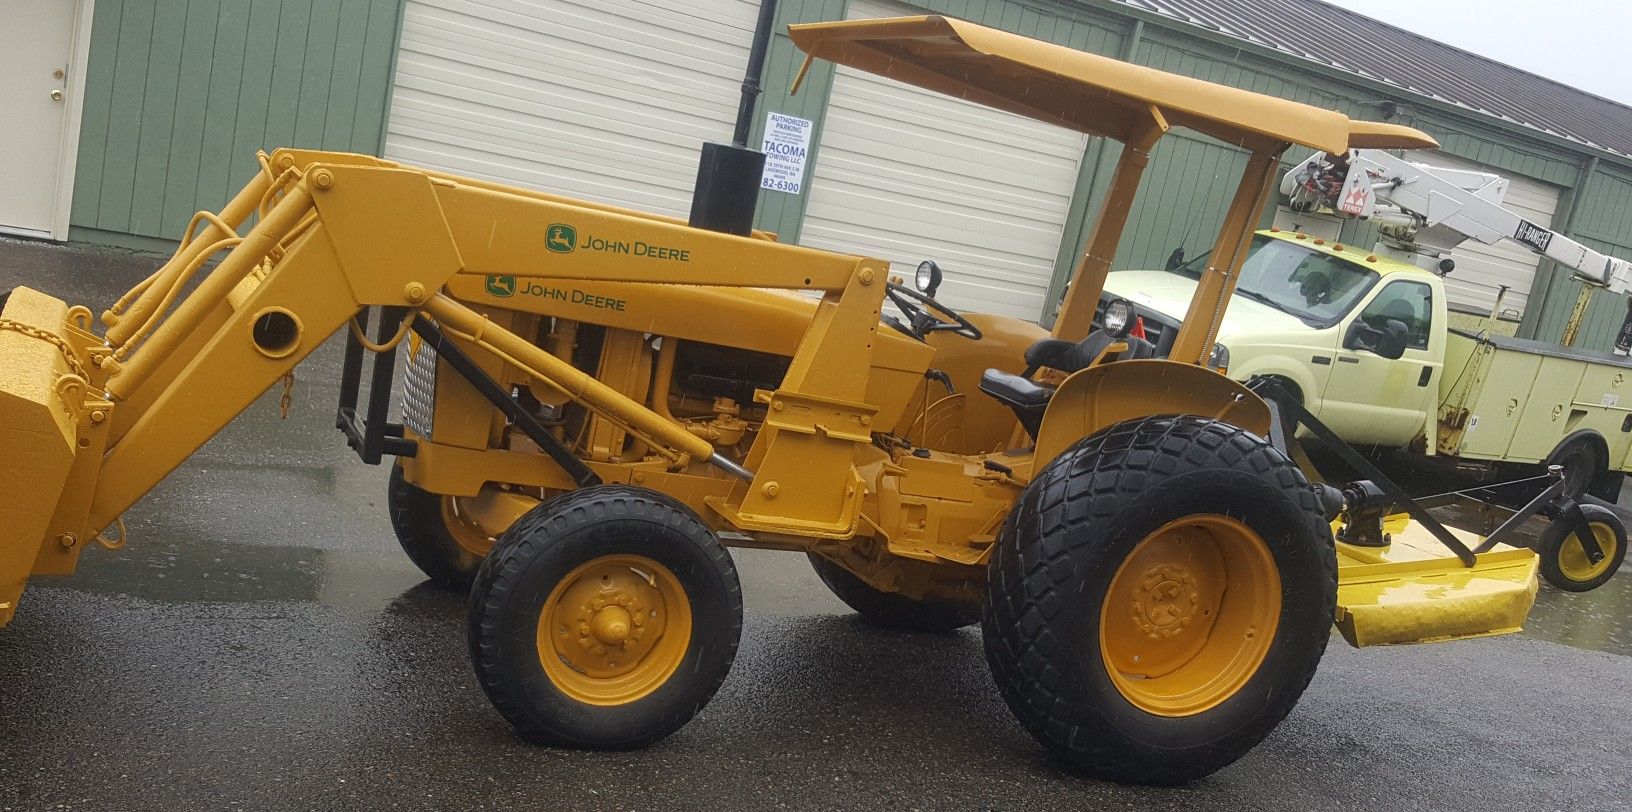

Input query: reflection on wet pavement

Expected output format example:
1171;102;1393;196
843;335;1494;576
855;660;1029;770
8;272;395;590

1526;575;1632;656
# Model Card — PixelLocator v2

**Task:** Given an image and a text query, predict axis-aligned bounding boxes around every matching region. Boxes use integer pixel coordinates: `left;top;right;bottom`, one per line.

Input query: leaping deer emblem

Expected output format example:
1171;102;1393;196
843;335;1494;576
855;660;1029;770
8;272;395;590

546;224;576;253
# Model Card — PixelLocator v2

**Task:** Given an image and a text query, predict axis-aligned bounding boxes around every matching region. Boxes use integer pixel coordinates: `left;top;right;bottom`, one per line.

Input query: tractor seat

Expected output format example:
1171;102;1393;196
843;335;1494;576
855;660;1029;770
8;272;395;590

979;331;1157;439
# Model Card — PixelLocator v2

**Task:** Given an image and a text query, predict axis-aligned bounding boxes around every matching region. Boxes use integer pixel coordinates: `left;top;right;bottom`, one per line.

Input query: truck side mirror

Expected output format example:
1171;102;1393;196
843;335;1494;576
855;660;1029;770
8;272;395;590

1345;319;1409;360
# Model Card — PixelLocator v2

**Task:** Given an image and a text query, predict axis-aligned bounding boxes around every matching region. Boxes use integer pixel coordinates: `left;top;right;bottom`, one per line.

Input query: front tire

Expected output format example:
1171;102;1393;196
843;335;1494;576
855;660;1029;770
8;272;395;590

983;415;1335;785
807;553;979;632
1537;503;1627;592
468;485;742;749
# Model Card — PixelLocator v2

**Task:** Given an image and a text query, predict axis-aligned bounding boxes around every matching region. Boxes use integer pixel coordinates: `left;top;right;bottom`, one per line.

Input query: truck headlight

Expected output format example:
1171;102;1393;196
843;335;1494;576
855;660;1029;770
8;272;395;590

1209;342;1230;373
1103;298;1134;338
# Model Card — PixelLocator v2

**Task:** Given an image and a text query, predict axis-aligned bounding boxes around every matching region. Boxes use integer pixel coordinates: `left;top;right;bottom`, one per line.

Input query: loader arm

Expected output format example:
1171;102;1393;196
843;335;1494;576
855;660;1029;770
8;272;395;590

0;149;892;624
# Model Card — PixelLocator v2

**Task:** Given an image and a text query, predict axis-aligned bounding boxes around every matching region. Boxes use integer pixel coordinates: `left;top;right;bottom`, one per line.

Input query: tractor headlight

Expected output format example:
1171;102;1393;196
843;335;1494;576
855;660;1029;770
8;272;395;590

1209;342;1230;373
1102;298;1134;338
915;260;942;297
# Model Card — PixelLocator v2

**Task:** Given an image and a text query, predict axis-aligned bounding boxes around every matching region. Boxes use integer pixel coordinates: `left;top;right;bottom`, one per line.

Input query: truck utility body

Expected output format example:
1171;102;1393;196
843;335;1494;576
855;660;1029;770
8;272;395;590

1439;329;1632;468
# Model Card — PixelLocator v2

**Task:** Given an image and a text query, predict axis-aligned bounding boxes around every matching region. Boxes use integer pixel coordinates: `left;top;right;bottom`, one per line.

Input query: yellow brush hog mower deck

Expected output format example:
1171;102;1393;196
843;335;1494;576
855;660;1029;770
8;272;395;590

0;14;1584;786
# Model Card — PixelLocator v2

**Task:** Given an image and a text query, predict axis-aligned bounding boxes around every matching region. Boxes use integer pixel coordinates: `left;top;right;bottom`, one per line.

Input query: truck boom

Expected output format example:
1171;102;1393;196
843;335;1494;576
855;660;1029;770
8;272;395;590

1283;150;1632;294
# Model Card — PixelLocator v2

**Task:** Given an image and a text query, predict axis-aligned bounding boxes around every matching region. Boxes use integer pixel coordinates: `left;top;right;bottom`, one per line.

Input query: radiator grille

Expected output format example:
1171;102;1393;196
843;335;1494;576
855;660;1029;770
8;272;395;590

401;342;437;438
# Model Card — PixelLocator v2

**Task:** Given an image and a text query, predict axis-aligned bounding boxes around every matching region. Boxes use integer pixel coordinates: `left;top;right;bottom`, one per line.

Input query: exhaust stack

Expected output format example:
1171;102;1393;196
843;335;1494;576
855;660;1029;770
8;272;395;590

688;0;779;236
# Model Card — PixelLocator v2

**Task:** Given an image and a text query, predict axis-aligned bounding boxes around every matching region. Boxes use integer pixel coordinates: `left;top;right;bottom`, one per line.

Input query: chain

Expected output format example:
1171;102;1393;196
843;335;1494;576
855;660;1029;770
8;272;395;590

279;371;295;419
0;318;91;383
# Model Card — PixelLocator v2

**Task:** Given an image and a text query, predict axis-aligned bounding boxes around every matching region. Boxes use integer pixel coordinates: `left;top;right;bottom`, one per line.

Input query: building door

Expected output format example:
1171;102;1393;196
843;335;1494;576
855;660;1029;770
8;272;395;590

385;0;760;218
798;0;1090;322
0;1;92;240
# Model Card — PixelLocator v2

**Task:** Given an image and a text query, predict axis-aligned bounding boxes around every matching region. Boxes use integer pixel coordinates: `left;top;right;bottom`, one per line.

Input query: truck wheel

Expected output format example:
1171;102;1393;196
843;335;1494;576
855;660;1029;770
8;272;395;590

468;485;741;749
1587;471;1624;503
388;465;490;591
1546;436;1606;499
807;553;979;632
983;414;1336;785
1536;504;1626;592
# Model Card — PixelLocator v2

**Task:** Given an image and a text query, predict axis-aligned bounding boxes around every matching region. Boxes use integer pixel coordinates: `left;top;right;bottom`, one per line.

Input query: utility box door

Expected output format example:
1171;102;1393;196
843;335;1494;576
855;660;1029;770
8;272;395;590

1453;346;1539;460
1506;356;1588;462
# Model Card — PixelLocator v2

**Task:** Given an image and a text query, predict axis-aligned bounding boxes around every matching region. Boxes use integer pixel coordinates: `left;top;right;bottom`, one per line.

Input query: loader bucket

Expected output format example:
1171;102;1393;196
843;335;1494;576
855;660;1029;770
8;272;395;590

1333;516;1539;647
0;287;80;625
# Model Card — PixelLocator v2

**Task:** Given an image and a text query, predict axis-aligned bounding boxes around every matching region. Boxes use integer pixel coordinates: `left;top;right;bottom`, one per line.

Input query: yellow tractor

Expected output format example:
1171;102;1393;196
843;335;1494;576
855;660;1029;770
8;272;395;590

0;16;1544;784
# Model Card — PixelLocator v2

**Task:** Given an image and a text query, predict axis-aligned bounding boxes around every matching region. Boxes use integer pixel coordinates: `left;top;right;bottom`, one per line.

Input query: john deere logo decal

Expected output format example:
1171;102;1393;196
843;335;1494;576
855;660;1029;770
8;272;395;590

546;223;577;254
486;275;516;297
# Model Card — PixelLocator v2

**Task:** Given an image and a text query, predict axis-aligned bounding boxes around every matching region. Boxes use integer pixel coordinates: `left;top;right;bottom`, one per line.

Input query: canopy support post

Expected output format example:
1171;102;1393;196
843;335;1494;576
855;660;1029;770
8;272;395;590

1052;119;1165;342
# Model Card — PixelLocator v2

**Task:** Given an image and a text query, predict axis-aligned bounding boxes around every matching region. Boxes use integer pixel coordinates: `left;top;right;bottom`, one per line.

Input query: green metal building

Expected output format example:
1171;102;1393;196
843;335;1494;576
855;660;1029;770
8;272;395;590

8;0;1631;348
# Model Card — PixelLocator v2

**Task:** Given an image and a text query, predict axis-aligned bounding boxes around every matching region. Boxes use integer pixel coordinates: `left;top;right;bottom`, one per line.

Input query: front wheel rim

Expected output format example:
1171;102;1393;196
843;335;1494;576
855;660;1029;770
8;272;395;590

537;554;692;706
1099;515;1281;717
1558;523;1619;583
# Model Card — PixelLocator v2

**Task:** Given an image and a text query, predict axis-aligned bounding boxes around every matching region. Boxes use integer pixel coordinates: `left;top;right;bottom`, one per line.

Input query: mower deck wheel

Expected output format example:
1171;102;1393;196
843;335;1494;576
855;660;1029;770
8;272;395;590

1537;503;1627;592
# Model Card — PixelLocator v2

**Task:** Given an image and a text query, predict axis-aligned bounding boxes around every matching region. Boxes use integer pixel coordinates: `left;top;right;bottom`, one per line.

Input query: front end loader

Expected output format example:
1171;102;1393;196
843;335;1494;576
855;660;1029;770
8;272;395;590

0;15;1550;785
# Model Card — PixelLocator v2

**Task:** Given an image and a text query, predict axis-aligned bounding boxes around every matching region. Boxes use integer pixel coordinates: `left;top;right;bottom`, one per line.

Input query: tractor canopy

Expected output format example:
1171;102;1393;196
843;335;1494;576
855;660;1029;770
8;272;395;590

788;15;1438;154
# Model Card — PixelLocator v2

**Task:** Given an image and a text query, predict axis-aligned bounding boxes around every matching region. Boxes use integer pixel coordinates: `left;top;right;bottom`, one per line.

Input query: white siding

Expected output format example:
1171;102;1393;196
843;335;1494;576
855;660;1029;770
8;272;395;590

385;0;760;218
1405;150;1562;319
798;0;1089;322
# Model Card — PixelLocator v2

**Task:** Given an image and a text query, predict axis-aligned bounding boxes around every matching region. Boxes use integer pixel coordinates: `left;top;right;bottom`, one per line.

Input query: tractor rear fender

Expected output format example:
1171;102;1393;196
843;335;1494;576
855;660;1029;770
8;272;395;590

1034;359;1271;470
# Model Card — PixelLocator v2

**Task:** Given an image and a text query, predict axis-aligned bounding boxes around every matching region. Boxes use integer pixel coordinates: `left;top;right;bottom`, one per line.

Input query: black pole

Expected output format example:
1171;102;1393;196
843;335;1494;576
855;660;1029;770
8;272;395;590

689;0;777;235
732;0;780;147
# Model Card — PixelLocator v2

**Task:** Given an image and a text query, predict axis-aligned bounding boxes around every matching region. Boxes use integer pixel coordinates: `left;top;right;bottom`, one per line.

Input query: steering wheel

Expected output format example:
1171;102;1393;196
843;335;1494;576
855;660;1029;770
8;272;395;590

884;282;982;340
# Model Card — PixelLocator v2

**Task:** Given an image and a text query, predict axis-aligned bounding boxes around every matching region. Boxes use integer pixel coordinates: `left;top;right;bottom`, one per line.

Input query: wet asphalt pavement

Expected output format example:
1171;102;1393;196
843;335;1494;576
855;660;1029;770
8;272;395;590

2;237;1631;811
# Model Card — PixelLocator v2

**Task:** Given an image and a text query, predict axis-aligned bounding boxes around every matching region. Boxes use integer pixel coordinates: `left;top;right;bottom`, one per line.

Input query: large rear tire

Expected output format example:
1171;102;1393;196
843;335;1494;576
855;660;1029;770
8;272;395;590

387;465;491;591
807;553;979;632
983;414;1335;785
468;485;742;749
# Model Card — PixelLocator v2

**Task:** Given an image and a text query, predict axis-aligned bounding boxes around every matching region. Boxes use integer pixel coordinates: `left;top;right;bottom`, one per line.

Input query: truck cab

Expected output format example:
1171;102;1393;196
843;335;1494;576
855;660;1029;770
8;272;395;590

1103;229;1446;447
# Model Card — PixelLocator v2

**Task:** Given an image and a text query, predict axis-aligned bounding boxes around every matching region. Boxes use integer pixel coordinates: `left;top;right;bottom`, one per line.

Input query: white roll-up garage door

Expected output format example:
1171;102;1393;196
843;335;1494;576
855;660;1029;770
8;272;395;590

385;0;760;218
798;0;1089;322
1404;150;1561;319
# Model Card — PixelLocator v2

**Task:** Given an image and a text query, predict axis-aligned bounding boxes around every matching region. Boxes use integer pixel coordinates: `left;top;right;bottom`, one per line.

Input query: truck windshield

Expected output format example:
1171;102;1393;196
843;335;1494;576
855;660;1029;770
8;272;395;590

1170;235;1379;325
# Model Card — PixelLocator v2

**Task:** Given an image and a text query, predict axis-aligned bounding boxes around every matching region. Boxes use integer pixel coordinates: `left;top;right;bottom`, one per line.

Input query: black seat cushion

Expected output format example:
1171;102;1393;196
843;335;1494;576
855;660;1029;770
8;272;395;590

979;369;1052;440
979;369;1053;409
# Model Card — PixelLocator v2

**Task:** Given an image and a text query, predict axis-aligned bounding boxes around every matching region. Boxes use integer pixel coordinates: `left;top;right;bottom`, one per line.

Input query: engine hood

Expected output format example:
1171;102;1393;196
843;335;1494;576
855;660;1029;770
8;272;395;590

1102;269;1308;339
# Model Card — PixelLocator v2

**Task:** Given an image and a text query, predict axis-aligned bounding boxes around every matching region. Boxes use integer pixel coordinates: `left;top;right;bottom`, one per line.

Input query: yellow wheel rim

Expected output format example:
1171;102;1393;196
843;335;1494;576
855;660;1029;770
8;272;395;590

1099;515;1281;717
1558;522;1619;584
537;554;692;706
439;497;493;557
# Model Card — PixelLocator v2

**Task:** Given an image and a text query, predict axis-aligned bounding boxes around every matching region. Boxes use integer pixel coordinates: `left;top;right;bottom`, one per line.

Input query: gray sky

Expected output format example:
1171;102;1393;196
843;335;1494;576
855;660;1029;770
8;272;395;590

1327;0;1632;106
